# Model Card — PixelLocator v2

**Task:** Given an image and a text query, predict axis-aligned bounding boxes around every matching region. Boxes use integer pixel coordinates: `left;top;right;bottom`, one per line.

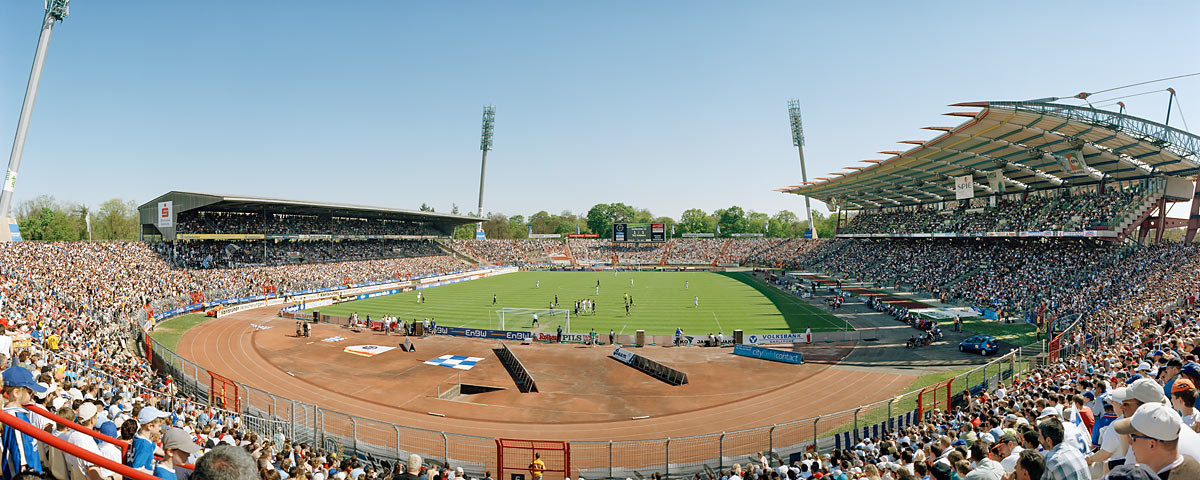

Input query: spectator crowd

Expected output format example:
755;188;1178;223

4;209;1200;479
840;183;1156;235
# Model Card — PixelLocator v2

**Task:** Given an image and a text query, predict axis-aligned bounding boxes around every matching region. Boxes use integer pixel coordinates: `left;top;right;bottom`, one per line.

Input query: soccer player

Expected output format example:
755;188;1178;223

536;280;540;289
685;280;689;290
531;313;539;328
694;296;699;308
630;279;634;287
625;303;630;317
493;294;497;305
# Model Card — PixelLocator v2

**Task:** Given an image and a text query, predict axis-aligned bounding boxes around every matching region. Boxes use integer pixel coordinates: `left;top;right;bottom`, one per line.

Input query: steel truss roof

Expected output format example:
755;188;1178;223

778;101;1200;210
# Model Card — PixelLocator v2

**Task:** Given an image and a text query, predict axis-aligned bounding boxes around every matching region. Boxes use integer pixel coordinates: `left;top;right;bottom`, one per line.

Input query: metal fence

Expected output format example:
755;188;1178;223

131;311;1094;480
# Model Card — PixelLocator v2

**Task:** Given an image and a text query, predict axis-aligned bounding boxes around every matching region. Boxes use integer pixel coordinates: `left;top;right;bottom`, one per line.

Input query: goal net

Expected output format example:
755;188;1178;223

495;308;571;331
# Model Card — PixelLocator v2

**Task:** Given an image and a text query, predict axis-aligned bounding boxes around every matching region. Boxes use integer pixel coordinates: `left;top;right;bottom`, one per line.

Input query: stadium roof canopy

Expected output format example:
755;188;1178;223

138;191;481;240
777;101;1200;210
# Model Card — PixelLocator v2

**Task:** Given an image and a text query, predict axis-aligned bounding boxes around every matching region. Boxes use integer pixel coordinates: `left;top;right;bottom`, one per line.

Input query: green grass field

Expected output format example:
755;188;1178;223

149;313;210;350
303;271;850;335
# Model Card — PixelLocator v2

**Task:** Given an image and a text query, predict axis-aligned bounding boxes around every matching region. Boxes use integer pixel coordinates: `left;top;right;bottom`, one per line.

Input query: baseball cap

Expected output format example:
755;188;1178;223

930;462;952;480
137;406;171;426
1172;378;1197;394
1113;402;1182;441
2;367;46;393
1003;414;1018;423
1037;407;1060;419
34;382;56;400
1166;358;1183;368
162;427;201;454
1152;350;1165;357
1182;362;1200;377
998;432;1019;443
77;402;99;423
1137;361;1152;371
1103;464;1159;480
1127;378;1168;404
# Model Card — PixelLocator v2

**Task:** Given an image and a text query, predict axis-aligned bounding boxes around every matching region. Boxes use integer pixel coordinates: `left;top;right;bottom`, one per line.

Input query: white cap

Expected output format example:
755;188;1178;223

1137;361;1152;371
1037;407;1060;419
77;402;99;423
1127;378;1168;404
1111;387;1131;403
1114;402;1182;441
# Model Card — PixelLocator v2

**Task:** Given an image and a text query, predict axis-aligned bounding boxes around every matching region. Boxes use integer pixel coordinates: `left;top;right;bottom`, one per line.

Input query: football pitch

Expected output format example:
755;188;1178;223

302;271;850;335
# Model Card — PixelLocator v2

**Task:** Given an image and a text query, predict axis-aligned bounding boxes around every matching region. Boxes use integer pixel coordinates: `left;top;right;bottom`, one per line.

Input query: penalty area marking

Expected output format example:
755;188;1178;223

712;312;723;333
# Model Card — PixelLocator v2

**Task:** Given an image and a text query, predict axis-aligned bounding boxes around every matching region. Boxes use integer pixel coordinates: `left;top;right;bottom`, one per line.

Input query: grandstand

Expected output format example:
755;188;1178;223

779;101;1200;243
7;102;1200;480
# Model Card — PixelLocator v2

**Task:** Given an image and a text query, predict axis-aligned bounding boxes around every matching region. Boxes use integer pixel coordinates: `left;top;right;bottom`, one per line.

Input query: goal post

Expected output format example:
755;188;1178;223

496;308;571;332
496;438;570;480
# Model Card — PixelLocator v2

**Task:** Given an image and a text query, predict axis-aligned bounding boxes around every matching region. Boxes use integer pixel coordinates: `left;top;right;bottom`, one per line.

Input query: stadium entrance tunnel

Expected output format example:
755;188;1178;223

438;383;506;401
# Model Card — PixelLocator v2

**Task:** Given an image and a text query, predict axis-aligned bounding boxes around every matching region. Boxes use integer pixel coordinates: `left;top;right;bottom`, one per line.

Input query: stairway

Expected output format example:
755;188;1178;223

711;239;733;267
1115;189;1166;238
435;240;479;264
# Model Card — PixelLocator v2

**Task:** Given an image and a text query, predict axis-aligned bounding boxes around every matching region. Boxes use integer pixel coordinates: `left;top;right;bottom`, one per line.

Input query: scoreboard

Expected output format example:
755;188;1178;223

612;223;666;243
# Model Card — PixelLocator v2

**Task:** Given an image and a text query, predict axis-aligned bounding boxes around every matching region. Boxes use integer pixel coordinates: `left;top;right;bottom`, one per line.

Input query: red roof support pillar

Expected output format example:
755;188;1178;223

1155;196;1168;244
1187;174;1200;243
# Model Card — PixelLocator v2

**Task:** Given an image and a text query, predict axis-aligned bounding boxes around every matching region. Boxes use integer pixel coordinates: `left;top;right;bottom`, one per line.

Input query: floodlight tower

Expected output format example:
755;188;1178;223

788;99;816;239
475;106;496;238
1;0;70;241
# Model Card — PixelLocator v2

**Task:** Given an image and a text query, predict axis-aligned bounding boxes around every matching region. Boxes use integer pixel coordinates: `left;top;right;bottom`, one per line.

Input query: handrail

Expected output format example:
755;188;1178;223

23;404;197;472
0;408;161;480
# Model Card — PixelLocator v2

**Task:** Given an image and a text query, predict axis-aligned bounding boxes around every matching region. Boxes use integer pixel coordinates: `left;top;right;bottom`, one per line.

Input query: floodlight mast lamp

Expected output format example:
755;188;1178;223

788;99;816;239
476;106;495;232
1;0;69;235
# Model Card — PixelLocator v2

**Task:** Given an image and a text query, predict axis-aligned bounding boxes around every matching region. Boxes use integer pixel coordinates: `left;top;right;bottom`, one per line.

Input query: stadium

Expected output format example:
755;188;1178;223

4;3;1200;480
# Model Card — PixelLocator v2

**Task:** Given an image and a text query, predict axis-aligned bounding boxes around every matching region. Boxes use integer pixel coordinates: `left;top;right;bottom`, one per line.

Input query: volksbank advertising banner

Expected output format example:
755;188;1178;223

742;333;809;345
733;344;804;364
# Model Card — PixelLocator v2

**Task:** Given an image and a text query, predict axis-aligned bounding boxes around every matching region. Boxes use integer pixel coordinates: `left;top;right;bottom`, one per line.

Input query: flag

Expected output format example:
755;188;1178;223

670;224;675;236
85;213;91;237
717;225;721;234
576;224;580;234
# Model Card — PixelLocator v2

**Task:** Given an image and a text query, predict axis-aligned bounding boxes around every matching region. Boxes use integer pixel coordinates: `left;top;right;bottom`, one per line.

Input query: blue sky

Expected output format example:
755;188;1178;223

2;1;1199;219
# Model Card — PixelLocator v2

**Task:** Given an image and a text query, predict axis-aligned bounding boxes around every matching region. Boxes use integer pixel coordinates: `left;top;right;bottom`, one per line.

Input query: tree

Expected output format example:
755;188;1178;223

93;198;138;240
716;206;747;236
812;210;838;239
450;204;460;215
481;213;512;239
746;211;769;235
769;210;799;238
18;207;76;241
586;203;637;237
453;223;476;240
678;209;711;235
419;203;435;212
508;215;528;239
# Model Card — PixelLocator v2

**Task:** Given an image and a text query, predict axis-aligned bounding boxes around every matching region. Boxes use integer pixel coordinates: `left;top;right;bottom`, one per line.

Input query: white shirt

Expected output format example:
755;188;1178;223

1099;424;1125;460
1182;411;1198;427
1000;446;1025;473
64;429;102;479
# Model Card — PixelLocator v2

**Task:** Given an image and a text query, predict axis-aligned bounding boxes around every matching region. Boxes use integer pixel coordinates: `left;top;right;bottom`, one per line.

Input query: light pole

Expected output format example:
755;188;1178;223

475;106;495;239
788;99;816;239
1;1;70;241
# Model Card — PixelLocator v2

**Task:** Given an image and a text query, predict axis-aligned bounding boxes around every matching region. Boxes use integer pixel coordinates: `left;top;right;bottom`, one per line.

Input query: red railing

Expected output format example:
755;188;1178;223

4;404;195;478
0;408;160;480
